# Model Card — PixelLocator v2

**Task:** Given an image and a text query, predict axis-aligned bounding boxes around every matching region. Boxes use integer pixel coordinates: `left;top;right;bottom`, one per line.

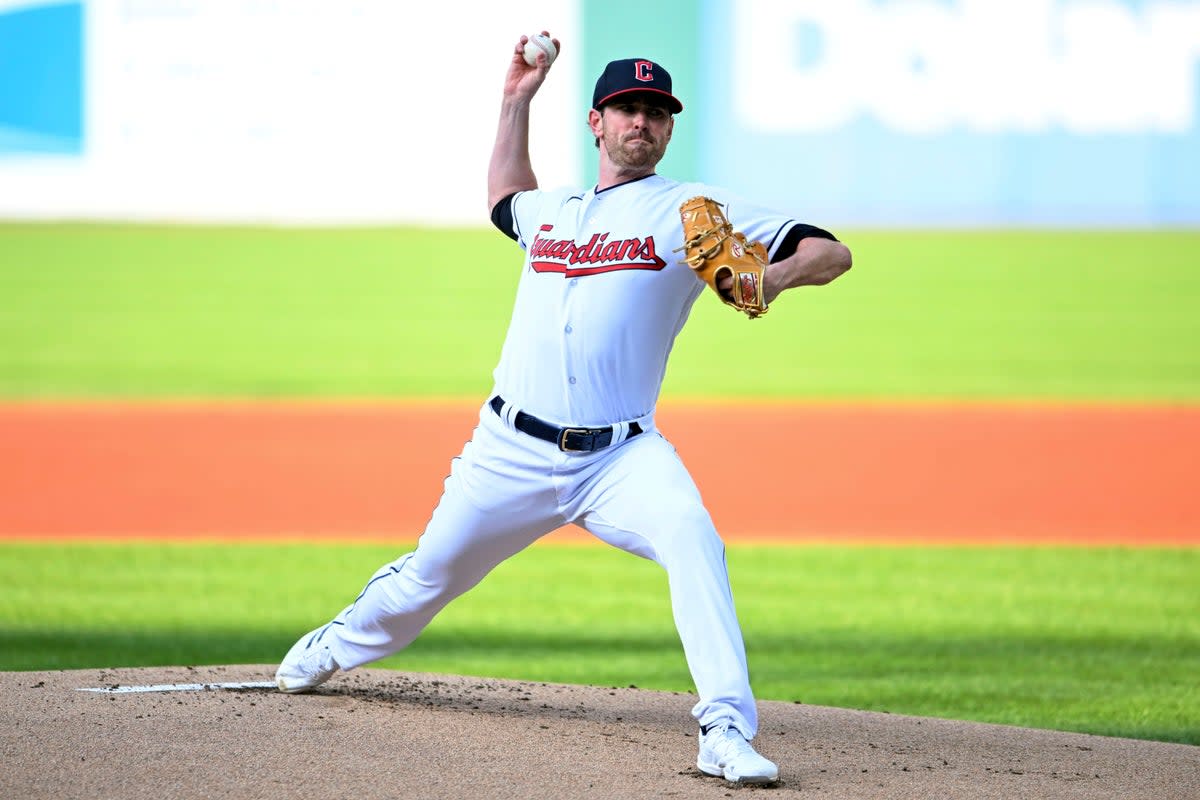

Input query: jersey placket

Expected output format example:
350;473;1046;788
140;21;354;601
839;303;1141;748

558;192;598;423
559;274;583;419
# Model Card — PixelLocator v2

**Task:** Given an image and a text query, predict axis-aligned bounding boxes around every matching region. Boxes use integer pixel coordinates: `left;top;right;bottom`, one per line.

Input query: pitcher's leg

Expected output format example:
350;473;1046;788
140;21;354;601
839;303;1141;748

328;472;561;670
290;408;564;675
575;436;759;736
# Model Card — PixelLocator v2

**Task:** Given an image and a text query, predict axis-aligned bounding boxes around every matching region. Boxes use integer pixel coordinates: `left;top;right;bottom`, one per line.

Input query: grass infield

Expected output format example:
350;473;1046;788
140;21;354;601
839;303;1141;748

2;540;1196;745
2;223;1198;401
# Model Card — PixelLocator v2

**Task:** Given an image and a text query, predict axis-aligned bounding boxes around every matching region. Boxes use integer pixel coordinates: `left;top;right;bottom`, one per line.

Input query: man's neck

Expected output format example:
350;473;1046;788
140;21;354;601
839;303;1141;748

596;165;656;191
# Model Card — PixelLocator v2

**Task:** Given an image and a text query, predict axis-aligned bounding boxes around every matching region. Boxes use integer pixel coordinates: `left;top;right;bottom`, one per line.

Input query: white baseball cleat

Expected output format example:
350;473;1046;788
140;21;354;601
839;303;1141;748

275;625;340;693
697;720;780;785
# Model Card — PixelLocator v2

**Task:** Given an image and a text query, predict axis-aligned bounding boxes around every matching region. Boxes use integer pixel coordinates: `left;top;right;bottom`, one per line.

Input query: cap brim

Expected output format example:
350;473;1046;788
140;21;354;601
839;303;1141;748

594;87;683;114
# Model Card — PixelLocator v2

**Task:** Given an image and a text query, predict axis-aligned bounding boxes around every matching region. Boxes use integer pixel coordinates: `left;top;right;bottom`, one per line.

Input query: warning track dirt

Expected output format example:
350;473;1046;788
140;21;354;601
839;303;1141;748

1;400;1196;545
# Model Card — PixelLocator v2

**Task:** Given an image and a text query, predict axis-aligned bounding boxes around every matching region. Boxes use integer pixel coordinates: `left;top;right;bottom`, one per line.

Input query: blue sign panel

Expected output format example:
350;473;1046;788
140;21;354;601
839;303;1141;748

0;1;84;155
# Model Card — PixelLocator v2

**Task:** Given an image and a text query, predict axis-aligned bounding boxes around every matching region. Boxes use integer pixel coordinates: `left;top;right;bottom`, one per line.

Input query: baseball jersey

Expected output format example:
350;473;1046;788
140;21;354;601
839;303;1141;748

490;174;803;428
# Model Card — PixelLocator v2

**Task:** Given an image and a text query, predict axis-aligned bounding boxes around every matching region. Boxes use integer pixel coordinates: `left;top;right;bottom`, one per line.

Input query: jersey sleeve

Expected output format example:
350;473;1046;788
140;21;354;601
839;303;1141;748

489;189;542;248
769;222;839;264
693;184;838;264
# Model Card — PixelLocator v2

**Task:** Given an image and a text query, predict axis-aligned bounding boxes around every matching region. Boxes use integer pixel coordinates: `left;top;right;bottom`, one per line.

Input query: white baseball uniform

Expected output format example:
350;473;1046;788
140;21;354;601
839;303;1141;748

314;173;805;737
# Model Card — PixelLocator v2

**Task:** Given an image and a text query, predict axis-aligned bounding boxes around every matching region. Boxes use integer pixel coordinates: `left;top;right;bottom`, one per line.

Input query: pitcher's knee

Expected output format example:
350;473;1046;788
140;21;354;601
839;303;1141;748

656;507;725;562
360;553;483;618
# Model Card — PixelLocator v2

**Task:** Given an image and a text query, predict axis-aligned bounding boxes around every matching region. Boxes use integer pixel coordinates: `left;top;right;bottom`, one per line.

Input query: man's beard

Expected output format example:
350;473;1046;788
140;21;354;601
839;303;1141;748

604;129;666;170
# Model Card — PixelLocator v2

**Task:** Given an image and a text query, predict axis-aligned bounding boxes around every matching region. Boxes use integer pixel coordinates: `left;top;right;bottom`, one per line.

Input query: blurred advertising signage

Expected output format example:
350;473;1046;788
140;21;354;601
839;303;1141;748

736;0;1200;135
0;0;84;155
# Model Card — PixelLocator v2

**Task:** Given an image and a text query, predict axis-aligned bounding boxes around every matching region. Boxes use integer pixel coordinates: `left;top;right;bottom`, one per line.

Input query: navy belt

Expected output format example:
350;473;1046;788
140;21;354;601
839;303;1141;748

490;395;642;452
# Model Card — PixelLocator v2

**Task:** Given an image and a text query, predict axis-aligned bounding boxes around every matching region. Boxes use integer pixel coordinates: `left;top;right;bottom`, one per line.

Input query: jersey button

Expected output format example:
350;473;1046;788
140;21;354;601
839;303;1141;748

565;325;573;334
569;377;577;385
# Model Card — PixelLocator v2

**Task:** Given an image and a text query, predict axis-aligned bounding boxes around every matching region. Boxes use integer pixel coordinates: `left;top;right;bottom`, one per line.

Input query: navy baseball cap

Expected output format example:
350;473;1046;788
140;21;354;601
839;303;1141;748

592;58;684;114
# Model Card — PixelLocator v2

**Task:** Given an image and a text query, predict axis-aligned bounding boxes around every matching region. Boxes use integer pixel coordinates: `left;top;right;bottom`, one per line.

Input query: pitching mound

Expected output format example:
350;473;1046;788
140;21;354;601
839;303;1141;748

4;666;1196;799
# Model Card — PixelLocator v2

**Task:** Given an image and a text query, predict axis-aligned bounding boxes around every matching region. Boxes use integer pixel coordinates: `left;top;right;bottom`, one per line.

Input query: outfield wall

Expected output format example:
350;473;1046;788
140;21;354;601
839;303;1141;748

1;0;1198;225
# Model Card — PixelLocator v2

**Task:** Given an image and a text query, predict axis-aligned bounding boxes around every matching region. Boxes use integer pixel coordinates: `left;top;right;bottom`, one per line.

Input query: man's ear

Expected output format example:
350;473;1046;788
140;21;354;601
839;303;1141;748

587;108;603;139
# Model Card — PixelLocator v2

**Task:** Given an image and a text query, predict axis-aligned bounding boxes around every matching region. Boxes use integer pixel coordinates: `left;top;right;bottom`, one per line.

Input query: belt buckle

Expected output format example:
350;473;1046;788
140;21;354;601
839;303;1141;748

558;427;611;452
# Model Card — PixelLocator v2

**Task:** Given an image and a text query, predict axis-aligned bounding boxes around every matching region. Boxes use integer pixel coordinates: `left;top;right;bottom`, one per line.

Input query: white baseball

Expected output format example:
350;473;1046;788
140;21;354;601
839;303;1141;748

523;34;557;67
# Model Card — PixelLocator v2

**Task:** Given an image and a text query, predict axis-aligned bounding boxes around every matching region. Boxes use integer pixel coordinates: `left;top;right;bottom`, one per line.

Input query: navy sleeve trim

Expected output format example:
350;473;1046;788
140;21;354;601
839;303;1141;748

490;193;519;242
770;223;839;264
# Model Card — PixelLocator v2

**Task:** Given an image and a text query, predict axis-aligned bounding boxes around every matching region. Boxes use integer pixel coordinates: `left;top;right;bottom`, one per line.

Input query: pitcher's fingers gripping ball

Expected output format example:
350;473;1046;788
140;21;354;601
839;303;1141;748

523;33;557;67
676;196;770;319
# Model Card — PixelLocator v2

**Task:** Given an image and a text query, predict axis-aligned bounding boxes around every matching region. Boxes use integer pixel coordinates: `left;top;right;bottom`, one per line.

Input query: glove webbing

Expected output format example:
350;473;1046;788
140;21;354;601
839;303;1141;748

674;225;731;266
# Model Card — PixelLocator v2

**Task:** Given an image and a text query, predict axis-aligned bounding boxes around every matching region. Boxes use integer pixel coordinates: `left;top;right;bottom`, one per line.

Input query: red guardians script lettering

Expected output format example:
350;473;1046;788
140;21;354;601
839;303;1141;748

529;225;667;277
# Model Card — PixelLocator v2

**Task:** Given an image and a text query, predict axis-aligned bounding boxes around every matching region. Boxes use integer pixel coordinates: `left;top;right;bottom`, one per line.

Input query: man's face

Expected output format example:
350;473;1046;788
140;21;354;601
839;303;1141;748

592;96;674;169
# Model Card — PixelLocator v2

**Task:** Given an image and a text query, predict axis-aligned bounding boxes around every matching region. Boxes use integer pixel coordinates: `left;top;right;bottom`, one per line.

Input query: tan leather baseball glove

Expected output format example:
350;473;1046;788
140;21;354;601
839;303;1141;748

675;196;769;319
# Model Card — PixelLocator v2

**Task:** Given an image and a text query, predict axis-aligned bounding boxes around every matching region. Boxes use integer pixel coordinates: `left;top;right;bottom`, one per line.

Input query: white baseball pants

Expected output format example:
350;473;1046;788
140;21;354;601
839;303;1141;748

321;400;759;736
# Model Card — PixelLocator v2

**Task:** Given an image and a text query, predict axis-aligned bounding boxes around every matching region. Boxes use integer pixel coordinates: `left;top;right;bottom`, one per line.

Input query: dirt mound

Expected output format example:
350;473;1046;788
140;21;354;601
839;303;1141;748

3;666;1196;799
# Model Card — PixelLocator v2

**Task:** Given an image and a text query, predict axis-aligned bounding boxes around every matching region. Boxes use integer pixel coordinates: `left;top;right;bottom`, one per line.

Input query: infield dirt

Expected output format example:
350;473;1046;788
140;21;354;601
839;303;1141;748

4;665;1198;800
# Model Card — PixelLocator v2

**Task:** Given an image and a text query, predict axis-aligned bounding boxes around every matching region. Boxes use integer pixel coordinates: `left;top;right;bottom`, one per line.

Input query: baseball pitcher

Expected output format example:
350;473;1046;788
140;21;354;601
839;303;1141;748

275;33;853;786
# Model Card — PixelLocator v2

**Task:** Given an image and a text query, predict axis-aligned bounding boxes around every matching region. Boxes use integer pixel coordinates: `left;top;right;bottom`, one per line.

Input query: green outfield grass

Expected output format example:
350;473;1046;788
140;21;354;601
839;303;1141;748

2;223;1198;400
1;541;1196;745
